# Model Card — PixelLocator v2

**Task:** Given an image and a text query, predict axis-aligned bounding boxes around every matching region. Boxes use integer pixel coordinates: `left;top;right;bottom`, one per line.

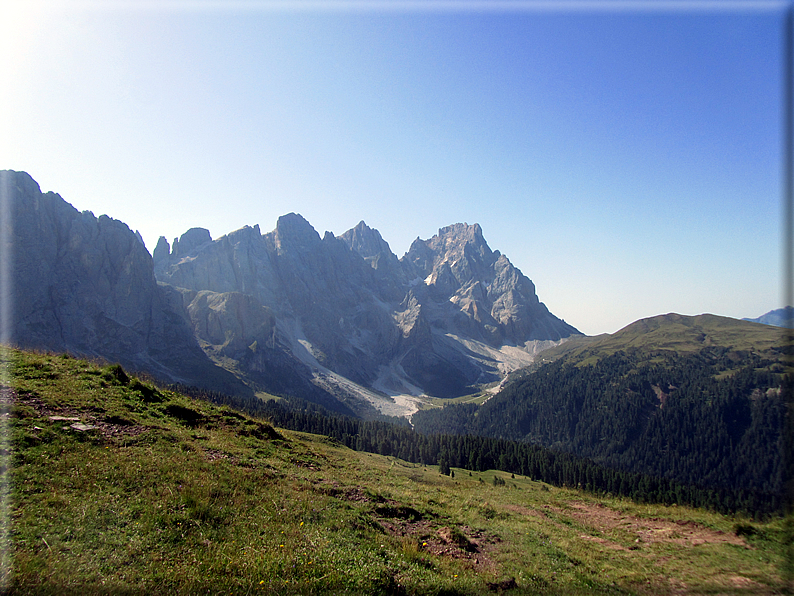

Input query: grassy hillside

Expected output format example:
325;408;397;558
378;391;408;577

530;313;787;369
3;348;787;595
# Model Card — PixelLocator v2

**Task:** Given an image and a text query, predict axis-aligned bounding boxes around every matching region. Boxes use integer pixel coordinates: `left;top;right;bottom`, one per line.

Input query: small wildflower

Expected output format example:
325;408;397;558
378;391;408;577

300;521;304;526
259;580;265;585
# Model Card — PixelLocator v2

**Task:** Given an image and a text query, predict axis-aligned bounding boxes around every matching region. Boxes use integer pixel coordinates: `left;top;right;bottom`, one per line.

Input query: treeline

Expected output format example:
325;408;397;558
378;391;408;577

173;383;783;519
412;348;786;496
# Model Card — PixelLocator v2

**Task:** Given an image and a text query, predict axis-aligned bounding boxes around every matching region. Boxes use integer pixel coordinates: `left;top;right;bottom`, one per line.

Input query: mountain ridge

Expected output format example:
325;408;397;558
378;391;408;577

4;170;579;417
153;215;580;411
743;306;794;329
532;312;786;367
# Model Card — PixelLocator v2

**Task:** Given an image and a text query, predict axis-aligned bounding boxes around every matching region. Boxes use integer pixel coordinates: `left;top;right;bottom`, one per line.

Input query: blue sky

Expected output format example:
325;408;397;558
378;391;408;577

0;1;786;335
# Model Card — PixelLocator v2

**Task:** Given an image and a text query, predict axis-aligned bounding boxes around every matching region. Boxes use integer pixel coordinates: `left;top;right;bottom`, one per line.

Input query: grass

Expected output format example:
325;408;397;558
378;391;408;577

525;313;788;370
2;348;788;595
416;390;493;410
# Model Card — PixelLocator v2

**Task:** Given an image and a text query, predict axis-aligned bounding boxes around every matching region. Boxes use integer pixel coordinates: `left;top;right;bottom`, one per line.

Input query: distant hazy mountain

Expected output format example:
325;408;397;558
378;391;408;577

3;170;580;417
743;306;794;329
412;313;787;495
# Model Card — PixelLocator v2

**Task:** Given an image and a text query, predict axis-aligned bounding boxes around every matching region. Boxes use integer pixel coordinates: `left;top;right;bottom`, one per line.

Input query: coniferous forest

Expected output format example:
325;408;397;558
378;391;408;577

411;347;786;499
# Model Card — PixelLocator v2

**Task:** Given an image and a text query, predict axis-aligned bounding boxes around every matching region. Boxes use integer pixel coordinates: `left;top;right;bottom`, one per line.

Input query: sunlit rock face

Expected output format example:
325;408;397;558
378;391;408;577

400;223;578;345
156;215;580;405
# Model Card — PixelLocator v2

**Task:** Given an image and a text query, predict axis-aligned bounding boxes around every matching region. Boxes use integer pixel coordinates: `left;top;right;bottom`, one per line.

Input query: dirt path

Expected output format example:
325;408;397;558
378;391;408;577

559;501;749;549
504;500;771;595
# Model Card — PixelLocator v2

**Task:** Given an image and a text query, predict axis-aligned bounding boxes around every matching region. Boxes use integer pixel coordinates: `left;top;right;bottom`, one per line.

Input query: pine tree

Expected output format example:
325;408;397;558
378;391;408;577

438;452;451;476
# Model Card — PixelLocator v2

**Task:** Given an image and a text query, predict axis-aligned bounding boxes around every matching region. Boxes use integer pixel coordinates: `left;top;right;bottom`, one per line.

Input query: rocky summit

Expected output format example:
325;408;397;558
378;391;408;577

154;217;580;416
4;170;580;417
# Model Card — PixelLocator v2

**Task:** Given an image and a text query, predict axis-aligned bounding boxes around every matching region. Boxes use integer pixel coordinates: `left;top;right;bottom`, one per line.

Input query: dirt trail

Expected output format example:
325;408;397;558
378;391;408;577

505;501;770;595
506;501;748;549
560;501;748;548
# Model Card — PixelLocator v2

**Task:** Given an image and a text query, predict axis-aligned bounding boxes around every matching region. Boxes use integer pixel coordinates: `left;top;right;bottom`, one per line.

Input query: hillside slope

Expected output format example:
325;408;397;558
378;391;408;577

525;313;786;367
413;314;788;495
4;348;784;595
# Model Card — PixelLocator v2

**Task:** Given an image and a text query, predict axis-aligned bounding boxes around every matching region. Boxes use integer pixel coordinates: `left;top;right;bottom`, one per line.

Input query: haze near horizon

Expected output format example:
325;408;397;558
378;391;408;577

0;1;785;335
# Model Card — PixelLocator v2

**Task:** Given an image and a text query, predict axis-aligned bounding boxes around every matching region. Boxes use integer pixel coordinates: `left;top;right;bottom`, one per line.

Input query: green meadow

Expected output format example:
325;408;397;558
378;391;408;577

3;349;787;595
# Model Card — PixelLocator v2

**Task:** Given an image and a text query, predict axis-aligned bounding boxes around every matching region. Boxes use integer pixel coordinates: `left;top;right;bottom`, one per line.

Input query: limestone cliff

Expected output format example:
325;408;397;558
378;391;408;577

156;217;581;408
1;170;249;396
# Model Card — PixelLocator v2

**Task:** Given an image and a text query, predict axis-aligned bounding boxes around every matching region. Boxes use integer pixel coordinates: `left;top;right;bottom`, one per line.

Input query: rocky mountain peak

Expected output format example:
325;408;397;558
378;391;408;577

429;223;488;256
153;236;171;264
437;222;484;243
4;169;41;197
403;222;495;285
274;213;321;254
340;221;385;256
173;227;212;259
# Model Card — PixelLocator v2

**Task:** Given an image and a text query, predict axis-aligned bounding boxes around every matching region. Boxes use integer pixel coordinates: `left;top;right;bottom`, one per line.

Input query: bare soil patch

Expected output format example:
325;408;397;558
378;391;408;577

379;515;500;570
560;501;749;548
14;389;150;441
316;480;501;570
373;498;501;570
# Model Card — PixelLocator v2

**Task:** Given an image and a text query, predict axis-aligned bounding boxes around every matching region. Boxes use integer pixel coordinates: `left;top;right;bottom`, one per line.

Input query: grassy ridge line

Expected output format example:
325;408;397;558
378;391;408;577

5;349;786;595
408;313;788;511
531;313;786;369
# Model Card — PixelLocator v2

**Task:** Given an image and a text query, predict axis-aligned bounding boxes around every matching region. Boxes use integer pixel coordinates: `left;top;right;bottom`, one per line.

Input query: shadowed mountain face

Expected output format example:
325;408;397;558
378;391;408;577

4;170;579;417
0;170;253;398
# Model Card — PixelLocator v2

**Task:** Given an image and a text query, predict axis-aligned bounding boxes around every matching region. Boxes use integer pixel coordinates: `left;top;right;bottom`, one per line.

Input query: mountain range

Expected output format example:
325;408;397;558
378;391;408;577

3;170;579;417
3;169;788;501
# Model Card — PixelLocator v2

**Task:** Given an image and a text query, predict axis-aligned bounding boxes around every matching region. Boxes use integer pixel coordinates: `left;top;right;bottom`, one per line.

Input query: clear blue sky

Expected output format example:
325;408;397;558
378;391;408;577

0;1;786;335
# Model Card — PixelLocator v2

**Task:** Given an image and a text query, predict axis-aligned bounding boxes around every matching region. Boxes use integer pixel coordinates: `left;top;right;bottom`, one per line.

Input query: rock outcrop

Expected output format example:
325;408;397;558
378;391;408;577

1;170;250;397
401;223;577;344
